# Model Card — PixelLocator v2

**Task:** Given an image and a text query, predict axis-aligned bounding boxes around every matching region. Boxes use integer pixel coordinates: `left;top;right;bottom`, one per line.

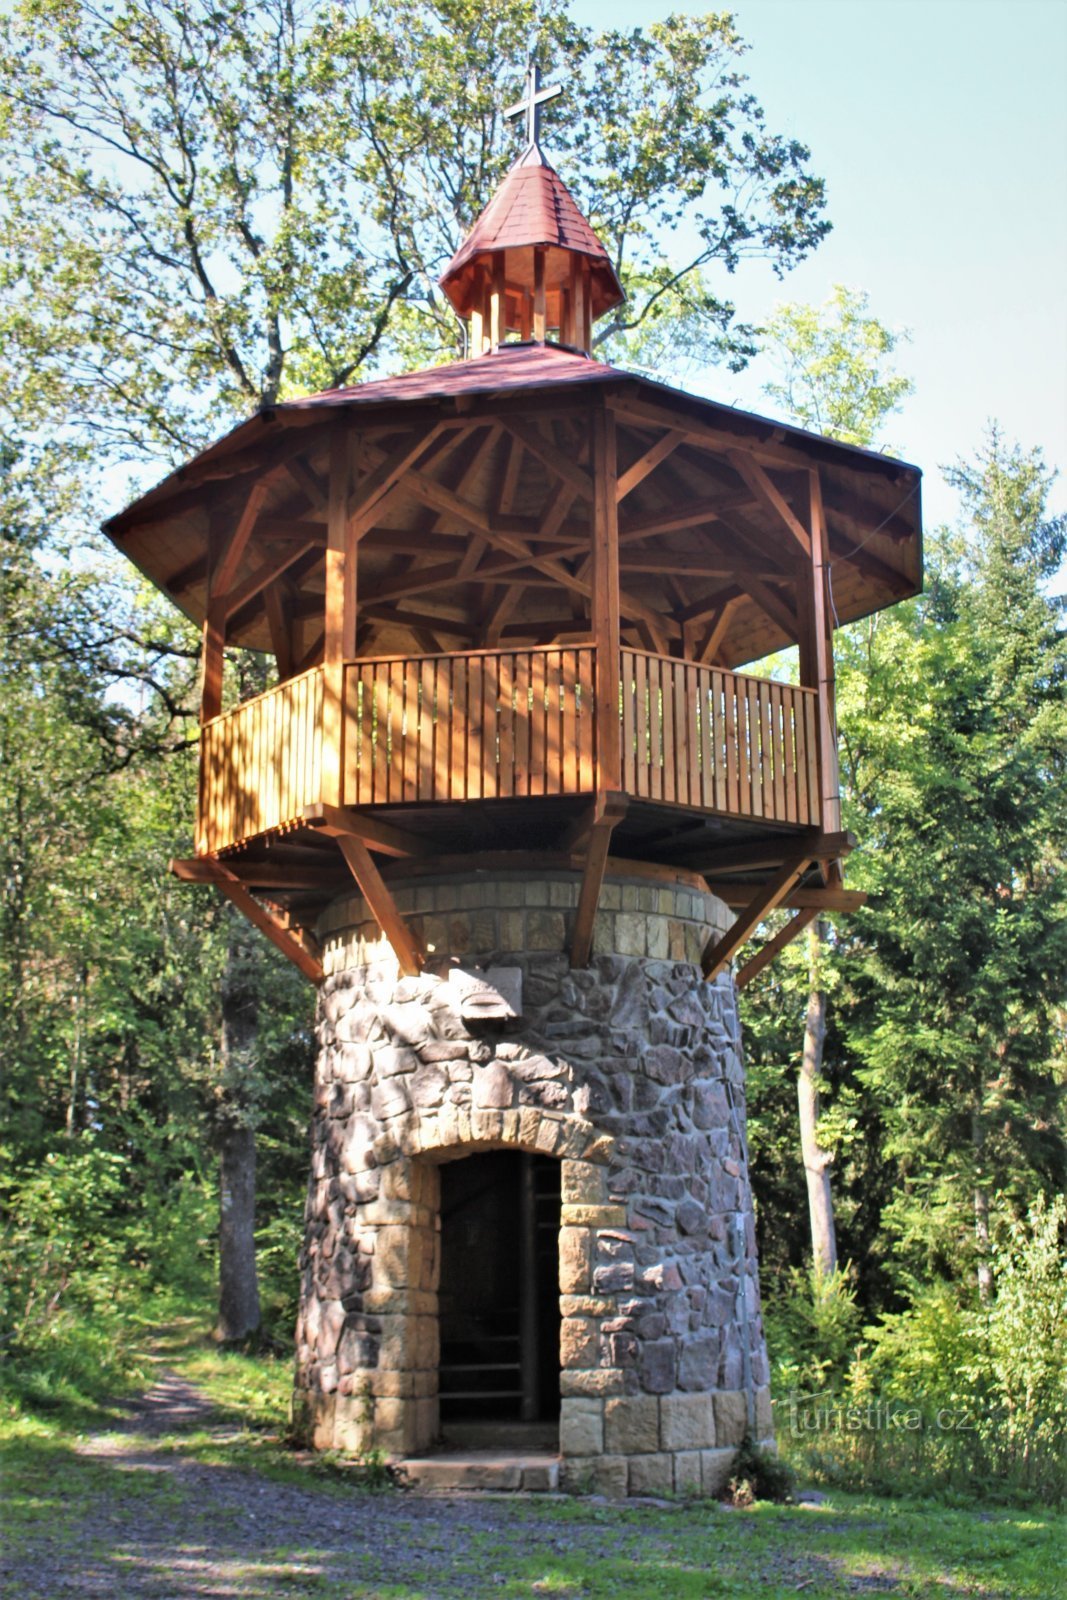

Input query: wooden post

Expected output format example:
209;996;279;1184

322;425;350;807
592;404;622;792
490;254;507;349
799;469;840;834
532;247;547;342
200;515;225;723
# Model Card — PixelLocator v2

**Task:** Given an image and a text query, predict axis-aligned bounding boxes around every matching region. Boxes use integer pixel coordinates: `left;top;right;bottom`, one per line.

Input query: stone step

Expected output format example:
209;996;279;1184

400;1448;560;1493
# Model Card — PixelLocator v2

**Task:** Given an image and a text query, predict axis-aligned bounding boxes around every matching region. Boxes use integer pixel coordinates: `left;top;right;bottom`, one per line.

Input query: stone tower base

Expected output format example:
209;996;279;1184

294;864;773;1496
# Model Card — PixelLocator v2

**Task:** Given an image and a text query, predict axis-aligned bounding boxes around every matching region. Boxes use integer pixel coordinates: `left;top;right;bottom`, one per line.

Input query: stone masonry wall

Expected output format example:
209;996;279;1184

294;867;773;1497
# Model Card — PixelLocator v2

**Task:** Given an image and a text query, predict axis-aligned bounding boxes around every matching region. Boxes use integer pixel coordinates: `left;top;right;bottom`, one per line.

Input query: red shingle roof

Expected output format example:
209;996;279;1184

292;342;614;409
439;146;624;320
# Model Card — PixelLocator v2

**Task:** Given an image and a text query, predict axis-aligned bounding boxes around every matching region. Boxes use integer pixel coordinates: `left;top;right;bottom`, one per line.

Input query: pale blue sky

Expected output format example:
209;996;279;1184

570;0;1067;530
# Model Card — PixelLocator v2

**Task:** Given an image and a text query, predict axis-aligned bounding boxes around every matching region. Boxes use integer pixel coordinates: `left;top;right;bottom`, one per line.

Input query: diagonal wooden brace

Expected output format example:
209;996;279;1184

701;854;813;981
570;792;629;969
735;905;820;990
335;834;424;977
171;857;324;984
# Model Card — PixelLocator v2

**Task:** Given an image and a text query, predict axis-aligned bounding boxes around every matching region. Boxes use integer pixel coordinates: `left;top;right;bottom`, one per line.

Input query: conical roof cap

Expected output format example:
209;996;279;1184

439;144;624;321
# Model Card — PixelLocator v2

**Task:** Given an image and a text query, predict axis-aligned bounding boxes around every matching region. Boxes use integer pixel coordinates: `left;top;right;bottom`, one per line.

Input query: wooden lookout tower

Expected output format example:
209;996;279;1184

106;66;923;1485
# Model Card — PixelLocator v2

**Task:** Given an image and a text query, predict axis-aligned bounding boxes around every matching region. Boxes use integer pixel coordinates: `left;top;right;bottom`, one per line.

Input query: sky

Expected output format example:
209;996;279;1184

570;0;1067;532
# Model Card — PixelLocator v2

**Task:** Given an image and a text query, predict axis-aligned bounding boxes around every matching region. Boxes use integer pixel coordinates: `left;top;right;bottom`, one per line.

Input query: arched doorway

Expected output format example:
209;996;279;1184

438;1150;561;1444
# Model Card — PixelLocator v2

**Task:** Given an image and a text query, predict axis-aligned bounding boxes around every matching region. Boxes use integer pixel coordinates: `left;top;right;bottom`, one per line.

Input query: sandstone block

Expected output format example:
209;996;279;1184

628;1453;673;1496
560;1316;599;1369
755;1384;774;1440
561;1204;628;1229
559;1368;625;1398
559;1226;591;1294
561;1161;609;1205
712;1388;748;1447
560;1397;603;1456
700;1447;737;1497
603;1394;660;1454
660;1392;715;1451
673;1450;702;1496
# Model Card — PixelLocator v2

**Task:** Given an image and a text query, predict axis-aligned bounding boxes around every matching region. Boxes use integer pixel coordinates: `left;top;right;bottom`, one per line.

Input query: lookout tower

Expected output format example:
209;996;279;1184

106;66;922;1493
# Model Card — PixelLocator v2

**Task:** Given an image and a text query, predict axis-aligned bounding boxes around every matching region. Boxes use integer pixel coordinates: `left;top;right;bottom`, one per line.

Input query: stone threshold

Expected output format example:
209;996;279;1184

399;1448;560;1493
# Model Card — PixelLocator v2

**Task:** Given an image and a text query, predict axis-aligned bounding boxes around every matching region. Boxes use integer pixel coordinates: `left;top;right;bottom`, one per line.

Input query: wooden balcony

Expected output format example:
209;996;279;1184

196;644;824;856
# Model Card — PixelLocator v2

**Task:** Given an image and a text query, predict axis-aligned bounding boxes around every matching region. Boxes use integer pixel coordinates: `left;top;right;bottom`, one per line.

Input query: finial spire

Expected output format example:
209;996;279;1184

504;59;563;151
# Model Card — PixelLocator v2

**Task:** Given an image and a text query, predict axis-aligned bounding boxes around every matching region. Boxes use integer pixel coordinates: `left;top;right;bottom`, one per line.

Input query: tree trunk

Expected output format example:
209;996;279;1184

215;918;261;1343
798;921;838;1277
217;1120;260;1342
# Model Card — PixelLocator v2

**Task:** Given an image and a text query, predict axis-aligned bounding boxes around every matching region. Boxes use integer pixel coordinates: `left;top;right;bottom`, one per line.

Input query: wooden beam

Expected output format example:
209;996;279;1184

336;833;424;976
212;479;270;598
684;829;855;875
570;793;629;968
302;801;428;859
216;538;318;619
345;421;456;539
701;855;813;980
616;430;687;503
727;450;811;557
284;457;328;514
499;416;594;501
736;906;820;989
263;581;293;678
592;403;622;790
532;246;547;341
170;858;323;983
713;881;867;913
292;629;325;675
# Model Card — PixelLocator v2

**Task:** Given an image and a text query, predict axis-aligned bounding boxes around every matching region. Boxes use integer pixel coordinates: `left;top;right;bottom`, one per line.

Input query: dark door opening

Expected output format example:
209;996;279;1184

439;1150;561;1426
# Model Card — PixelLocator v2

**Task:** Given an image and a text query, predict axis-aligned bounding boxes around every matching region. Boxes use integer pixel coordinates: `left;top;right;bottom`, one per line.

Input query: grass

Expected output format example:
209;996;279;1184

1;1301;1065;1599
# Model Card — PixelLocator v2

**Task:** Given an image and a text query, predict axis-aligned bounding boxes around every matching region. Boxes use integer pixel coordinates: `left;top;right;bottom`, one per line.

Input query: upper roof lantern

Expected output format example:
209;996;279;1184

439;62;624;356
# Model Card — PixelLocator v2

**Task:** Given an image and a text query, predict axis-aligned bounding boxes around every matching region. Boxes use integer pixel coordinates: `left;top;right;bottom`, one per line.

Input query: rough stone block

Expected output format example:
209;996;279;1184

678;1334;719;1392
560;1397;604;1456
660;1392;715;1451
638;1338;676;1394
628;1453;674;1496
712;1389;749;1447
603;1394;660;1455
473;1061;513;1109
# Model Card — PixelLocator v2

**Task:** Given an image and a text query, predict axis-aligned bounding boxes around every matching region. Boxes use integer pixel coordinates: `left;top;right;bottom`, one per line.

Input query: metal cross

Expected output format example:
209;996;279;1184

504;60;563;149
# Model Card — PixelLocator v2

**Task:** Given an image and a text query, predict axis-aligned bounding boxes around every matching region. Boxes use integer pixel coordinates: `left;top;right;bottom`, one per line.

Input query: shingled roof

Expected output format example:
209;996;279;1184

439;145;624;321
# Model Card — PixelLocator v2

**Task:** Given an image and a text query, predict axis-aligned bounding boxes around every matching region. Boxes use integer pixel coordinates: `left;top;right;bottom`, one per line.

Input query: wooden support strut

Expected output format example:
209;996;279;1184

335;833;424;977
170;858;324;984
568;793;628;969
735;905;820;990
700;854;813;981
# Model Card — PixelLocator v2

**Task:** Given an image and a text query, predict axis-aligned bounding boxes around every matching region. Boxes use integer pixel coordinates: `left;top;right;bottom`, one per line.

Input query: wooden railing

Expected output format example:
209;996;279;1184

621;648;819;827
195;645;822;853
342;645;597;806
197;667;323;853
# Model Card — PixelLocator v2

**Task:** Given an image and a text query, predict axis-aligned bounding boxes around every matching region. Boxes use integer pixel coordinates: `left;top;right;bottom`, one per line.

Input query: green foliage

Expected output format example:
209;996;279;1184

776;1199;1067;1505
0;0;829;464
727;1435;795;1505
763;1265;862;1394
760;284;914;450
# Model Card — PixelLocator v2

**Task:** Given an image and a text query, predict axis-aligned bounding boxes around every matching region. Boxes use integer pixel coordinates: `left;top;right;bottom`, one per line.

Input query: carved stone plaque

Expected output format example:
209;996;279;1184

448;964;523;1020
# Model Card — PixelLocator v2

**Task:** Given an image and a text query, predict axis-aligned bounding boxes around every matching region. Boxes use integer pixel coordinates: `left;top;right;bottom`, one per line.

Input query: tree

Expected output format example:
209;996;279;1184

842;438;1067;1298
761;284;913;450
0;0;830;466
745;288;915;1286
